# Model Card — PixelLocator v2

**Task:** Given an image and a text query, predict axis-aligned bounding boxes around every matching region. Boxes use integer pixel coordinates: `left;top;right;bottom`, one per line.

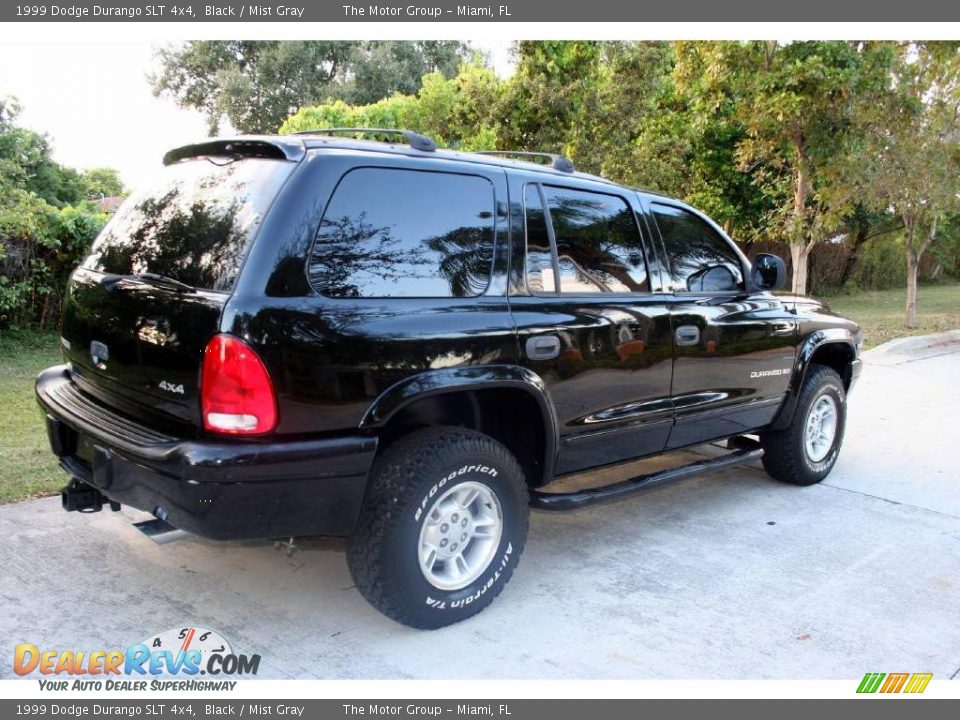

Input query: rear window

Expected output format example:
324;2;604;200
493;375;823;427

83;157;293;291
308;167;496;298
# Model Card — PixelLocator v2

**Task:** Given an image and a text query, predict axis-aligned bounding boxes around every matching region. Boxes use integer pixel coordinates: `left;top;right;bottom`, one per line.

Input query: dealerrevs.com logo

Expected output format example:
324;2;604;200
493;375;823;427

14;627;260;691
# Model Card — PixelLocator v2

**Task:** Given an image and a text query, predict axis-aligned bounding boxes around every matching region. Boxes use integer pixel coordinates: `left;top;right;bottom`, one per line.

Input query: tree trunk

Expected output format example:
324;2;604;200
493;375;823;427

790;241;812;296
905;247;919;329
903;216;936;330
790;137;812;296
839;212;871;288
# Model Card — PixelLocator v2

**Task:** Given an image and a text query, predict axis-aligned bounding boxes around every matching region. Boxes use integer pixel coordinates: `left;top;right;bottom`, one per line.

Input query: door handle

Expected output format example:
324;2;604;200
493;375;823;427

675;325;700;347
772;321;797;336
525;335;561;361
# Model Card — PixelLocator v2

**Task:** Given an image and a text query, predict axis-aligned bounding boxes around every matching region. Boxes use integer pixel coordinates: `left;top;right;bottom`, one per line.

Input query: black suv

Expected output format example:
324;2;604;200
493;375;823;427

37;129;863;629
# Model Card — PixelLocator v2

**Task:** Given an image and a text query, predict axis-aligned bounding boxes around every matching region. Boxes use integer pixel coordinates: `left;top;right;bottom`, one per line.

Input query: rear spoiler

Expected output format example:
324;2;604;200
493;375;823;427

163;136;306;165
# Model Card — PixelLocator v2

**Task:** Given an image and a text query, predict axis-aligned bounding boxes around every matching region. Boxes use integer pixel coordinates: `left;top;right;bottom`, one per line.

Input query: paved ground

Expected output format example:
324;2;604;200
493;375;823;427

2;336;959;679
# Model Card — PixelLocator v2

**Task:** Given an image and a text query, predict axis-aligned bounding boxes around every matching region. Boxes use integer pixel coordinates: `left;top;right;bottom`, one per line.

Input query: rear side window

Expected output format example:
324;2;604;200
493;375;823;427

309;168;496;298
525;185;649;294
651;203;744;292
83;157;293;291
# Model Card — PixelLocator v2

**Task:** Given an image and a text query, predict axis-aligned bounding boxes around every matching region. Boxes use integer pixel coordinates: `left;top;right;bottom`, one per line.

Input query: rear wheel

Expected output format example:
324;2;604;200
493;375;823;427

347;426;529;629
760;364;847;486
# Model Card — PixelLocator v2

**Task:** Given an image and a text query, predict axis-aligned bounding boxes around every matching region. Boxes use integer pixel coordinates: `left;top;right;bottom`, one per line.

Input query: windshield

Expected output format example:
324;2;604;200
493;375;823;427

83;156;293;291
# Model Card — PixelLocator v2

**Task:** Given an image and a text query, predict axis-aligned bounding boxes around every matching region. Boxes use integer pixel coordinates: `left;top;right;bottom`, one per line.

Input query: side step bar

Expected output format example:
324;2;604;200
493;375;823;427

530;438;763;511
134;518;190;545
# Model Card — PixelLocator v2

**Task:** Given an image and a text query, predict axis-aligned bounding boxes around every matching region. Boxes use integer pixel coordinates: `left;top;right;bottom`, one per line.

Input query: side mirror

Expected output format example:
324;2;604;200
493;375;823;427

751;253;787;291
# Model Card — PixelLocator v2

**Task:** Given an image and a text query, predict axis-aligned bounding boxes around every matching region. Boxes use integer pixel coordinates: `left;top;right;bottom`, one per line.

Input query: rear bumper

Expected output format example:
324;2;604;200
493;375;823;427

36;365;377;540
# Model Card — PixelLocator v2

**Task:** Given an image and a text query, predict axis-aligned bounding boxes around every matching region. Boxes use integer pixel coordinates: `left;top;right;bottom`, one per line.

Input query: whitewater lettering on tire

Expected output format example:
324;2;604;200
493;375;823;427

414;464;499;521
424;542;514;609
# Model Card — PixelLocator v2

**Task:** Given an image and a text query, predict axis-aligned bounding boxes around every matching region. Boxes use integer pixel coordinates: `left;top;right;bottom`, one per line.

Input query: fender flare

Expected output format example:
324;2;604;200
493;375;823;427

359;365;560;484
771;328;857;431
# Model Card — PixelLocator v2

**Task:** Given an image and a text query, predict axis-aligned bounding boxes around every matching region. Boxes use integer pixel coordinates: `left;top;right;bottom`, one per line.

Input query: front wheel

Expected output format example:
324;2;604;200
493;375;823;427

760;364;847;486
347;426;529;629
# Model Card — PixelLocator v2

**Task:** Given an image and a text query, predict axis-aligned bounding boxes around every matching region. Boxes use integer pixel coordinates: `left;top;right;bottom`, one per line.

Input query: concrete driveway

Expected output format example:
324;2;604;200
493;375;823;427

2;335;959;679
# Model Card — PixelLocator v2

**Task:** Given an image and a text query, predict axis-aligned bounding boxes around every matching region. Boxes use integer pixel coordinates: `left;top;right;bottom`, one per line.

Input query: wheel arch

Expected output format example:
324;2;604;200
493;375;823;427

771;329;857;431
360;365;559;487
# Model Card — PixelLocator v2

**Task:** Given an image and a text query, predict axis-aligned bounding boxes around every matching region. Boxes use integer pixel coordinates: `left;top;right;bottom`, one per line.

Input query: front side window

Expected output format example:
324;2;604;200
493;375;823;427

524;185;649;294
309;168;495;298
651;203;744;292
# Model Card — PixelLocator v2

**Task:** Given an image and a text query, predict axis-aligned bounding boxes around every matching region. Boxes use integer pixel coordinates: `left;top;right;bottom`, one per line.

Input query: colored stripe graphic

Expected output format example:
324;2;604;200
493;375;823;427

903;673;933;693
857;672;932;694
857;673;886;693
880;673;909;693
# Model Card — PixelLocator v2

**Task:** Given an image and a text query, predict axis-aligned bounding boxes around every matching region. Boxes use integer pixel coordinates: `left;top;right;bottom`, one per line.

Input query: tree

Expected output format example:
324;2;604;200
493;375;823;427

495;41;602;156
81;167;125;198
151;41;469;134
338;41;467;105
596;42;780;243
675;41;893;295
859;42;960;327
0;98;110;328
280;58;503;151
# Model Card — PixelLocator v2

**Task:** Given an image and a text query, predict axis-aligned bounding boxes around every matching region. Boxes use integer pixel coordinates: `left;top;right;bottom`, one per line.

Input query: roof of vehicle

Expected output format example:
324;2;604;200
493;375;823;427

163;133;673;199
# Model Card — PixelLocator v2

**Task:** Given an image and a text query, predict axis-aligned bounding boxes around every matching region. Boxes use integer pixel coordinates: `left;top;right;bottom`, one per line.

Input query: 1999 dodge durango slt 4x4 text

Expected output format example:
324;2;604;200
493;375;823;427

37;129;863;628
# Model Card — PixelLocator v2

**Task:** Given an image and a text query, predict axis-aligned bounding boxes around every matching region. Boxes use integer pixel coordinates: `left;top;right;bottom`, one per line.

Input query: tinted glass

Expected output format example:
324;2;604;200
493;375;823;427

651;203;744;292
83;157;293;291
524;185;555;292
310;168;495;298
543;186;649;294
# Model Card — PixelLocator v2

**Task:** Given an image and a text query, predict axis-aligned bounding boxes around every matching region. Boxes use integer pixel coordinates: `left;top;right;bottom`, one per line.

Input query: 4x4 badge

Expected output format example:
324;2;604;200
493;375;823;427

90;340;109;370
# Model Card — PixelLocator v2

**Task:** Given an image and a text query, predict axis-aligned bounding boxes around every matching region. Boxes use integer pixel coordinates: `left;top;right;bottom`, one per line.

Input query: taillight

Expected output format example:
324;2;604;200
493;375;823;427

200;334;277;435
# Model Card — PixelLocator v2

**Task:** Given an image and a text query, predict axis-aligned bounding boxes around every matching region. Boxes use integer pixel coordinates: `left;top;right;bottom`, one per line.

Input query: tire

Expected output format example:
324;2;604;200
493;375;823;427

347;426;529;629
760;363;847;486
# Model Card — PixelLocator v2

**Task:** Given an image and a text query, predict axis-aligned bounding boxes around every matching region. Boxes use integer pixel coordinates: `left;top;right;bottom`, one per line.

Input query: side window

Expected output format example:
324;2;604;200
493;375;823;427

309;168;495;298
651;203;744;292
544;186;649;294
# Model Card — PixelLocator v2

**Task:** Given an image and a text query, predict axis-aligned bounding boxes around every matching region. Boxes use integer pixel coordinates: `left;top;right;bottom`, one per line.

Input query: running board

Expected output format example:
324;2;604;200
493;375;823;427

530;438;763;511
133;518;190;544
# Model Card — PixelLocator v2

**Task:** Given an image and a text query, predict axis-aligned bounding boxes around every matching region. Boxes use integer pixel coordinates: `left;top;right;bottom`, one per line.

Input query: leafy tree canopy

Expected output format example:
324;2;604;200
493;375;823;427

151;41;469;134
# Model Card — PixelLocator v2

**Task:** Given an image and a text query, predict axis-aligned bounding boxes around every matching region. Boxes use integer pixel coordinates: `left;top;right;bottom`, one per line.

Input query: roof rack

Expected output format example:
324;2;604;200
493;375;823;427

473;151;575;174
291;127;437;152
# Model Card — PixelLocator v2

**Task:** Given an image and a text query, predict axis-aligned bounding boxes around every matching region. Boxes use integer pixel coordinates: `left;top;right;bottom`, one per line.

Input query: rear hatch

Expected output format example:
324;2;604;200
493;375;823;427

61;146;295;433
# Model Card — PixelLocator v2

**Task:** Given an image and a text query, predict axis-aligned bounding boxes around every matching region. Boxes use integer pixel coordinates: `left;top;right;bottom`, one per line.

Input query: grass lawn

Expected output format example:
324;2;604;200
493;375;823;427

824;282;960;349
0;282;957;504
0;330;63;503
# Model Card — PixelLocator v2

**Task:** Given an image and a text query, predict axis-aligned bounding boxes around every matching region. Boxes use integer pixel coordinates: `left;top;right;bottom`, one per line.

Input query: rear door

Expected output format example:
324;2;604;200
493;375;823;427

645;201;799;449
507;176;674;476
61;152;295;431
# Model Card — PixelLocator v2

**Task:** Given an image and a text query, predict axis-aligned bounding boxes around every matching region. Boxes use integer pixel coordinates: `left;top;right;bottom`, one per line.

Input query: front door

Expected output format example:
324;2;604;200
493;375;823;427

508;178;675;476
647;201;799;449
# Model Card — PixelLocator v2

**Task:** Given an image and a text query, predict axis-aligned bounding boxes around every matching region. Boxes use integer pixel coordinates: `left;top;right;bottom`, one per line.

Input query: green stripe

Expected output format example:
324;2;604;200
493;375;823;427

857;673;885;693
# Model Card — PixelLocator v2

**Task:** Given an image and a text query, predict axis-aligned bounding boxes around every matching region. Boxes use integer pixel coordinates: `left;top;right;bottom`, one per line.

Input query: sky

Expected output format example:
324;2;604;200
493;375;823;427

0;40;514;189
